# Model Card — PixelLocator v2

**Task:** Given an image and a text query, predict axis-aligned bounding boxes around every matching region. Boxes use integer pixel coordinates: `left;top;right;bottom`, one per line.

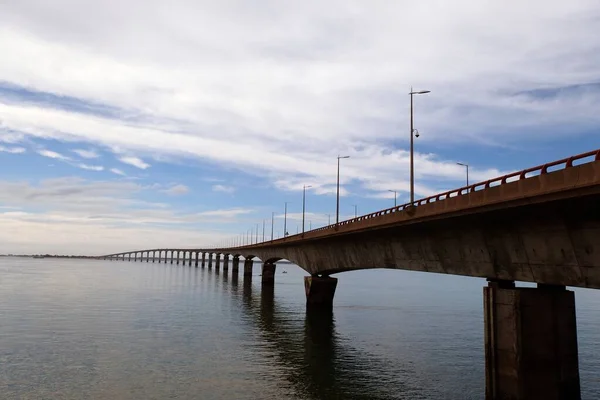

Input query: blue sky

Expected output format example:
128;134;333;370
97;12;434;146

0;0;599;255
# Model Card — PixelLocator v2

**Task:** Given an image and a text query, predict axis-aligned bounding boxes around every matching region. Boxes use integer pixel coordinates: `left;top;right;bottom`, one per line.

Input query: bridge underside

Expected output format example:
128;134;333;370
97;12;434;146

240;191;600;289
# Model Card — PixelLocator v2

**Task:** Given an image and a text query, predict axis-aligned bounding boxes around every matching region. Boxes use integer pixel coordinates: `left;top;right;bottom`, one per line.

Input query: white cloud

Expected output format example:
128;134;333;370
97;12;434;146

212;184;235;194
76;163;104;171
37;149;70;160
0;145;26;154
110;168;126;176
118;156;150;169
163;184;189;196
0;1;599;252
72;148;99;159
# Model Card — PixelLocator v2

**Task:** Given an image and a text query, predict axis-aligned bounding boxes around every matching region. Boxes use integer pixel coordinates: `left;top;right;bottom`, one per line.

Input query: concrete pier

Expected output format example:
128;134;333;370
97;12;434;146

215;254;221;271
195;251;199;267
304;275;338;309
243;258;253;278
223;255;229;272
232;256;240;274
261;262;276;286
208;253;213;269
483;281;580;400
201;252;206;268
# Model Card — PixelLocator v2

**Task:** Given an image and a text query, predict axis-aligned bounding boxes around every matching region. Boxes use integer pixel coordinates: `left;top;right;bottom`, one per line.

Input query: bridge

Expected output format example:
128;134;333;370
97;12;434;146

100;148;600;400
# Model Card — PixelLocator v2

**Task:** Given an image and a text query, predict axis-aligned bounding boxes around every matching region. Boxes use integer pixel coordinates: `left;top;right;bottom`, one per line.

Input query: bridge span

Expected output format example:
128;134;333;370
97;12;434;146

100;149;600;400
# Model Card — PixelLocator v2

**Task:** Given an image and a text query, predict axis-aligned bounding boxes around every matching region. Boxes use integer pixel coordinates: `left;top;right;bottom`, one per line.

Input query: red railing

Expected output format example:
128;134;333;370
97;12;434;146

234;148;600;247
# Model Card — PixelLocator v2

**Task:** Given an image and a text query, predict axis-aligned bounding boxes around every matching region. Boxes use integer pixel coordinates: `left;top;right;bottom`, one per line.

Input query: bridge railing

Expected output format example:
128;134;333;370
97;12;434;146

229;148;600;248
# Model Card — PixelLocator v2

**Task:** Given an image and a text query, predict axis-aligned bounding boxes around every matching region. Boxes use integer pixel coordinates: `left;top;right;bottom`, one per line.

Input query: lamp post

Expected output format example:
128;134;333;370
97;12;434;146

457;162;469;186
271;212;274;241
409;87;431;204
327;214;331;225
284;202;290;237
336;155;350;224
388;190;397;207
262;219;265;242
302;185;312;234
352;204;358;218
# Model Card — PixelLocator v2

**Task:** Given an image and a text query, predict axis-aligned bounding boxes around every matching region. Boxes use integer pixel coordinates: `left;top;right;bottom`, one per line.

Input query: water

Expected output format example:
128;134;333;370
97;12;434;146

1;257;599;399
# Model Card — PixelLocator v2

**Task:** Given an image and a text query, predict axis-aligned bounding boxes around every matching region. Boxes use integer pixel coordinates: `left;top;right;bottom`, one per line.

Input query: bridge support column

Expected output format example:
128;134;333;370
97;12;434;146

152;251;155;263
215;254;221;271
261;262;276;286
208;253;213;269
176;251;180;265
232;256;240;276
188;251;192;267
304;275;338;309
201;252;206;268
243;258;253;278
223;255;229;272
195;252;199;268
484;280;580;400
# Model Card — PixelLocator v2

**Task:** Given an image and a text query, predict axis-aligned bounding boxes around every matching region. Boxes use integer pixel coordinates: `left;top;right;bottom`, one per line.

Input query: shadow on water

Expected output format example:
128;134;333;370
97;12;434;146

223;269;427;400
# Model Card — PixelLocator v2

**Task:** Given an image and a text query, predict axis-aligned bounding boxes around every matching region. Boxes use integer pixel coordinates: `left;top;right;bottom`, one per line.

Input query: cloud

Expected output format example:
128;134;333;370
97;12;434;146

76;163;104;171
118;156;150;169
110;168;125;176
0;145;25;154
72;148;99;159
37;149;70;160
195;208;253;218
212;184;235;194
1;1;599;253
163;184;189;196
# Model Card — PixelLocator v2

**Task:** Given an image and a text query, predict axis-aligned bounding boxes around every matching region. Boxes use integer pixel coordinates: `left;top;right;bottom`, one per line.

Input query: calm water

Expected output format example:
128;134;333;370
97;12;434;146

1;257;600;399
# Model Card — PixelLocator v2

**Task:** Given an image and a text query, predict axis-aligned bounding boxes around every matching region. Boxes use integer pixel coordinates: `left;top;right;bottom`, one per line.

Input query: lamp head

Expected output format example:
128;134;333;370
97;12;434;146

413;129;420;138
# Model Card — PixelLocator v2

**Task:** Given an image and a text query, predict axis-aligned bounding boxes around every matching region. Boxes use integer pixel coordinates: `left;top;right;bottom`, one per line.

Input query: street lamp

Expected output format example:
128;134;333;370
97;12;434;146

271;211;275;241
336;155;350;224
457;162;469;186
284;201;290;237
352;204;358;218
409;87;431;204
302;185;312;234
388;190;397;207
327;214;331;225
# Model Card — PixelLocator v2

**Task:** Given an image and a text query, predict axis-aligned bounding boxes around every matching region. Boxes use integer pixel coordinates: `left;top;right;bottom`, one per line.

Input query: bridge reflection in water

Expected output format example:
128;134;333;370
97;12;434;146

228;267;427;400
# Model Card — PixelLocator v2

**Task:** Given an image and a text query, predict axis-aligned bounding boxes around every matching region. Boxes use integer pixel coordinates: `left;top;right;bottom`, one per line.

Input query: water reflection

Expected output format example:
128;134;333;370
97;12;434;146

208;266;426;400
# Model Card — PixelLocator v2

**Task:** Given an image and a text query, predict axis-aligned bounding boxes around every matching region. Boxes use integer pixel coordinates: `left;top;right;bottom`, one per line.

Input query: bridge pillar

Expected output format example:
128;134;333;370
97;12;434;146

128;253;131;262
215;254;221;271
304;275;338;309
484;281;580;400
201;252;206;268
243;258;253;278
195;252;199;267
176;251;180;265
261;262;276;286
152;251;155;263
232;256;240;278
208;253;213;269
188;251;192;267
223;255;229;272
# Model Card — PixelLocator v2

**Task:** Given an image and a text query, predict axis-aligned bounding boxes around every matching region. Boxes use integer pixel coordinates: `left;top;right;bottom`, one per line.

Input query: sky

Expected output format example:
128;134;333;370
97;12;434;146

0;0;599;255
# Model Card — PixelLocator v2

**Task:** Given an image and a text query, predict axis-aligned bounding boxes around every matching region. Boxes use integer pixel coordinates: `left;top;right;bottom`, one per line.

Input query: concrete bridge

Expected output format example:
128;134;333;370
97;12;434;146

100;149;600;400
